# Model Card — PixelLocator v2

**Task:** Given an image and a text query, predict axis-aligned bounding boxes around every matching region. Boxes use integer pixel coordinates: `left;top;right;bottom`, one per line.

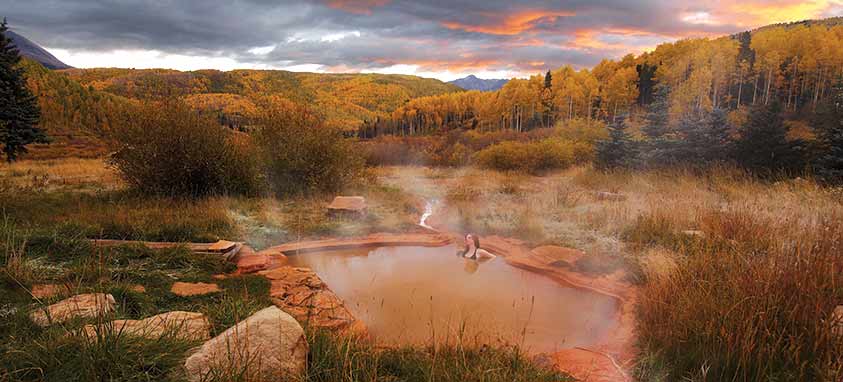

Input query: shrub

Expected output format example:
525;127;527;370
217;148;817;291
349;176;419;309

107;100;263;197
252;105;363;195
474;139;590;173
554;118;608;145
357;136;435;166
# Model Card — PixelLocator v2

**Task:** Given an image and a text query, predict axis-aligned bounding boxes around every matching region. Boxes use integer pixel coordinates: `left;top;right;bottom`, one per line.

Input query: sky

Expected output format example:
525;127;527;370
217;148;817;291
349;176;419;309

5;0;843;81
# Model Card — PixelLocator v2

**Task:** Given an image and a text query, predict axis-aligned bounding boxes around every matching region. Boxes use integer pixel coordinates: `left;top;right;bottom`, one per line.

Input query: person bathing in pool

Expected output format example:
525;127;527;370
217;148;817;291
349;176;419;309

460;233;496;261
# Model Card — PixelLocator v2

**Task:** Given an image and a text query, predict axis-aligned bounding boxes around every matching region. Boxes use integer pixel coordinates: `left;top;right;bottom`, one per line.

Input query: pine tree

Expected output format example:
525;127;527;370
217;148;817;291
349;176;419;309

671;108;733;167
734;102;801;176
595;115;637;169
702;107;733;163
541;70;554;127
812;81;843;183
0;19;45;162
642;84;670;139
673;111;705;165
640;84;675;167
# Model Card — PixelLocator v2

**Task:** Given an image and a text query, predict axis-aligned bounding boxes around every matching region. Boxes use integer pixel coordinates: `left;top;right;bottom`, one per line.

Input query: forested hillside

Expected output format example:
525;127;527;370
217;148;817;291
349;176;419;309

368;18;843;136
20;59;135;159
17;60;461;158
59;68;462;131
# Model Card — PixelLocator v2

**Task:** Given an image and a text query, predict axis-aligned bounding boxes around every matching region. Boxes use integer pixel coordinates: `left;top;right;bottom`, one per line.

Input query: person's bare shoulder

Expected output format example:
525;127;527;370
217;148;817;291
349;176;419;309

475;248;496;259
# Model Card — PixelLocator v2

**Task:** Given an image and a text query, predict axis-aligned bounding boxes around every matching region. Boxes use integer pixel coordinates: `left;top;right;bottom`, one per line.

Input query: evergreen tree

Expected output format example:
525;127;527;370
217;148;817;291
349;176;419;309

595;115;637;169
702;108;733;163
0;19;45;161
640;84;675;167
642;84;670;139
673;111;705;165
672;108;733;167
734;102;801;176
635;63;658;105
541;70;553;127
811;81;843;183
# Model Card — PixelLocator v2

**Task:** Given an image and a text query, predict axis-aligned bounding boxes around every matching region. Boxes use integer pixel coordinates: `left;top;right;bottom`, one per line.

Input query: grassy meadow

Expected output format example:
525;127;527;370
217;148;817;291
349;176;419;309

0;158;569;382
2;156;842;381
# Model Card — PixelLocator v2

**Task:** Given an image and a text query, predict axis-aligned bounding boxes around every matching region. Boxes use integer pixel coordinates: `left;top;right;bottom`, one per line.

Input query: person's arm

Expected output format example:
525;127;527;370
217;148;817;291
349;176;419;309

474;248;496;260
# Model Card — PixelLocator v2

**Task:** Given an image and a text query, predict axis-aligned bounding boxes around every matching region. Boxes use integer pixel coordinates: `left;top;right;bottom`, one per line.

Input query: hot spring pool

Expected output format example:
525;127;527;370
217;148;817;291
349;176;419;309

287;245;618;353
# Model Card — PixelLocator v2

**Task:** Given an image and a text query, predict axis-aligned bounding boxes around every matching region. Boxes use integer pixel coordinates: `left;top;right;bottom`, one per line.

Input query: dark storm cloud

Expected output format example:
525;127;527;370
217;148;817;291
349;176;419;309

3;0;839;76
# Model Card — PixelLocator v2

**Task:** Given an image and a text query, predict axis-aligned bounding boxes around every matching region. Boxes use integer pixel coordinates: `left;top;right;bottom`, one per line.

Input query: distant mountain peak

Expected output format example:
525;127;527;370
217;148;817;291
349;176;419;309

448;75;508;92
6;30;72;70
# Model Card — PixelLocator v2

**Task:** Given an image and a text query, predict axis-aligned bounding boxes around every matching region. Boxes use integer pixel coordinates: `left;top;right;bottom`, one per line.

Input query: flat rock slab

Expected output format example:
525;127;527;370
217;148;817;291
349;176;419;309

31;284;65;299
130;284;146;293
30;293;116;327
208;240;237;252
184;306;308;382
171;282;221;297
259;267;363;333
327;196;367;214
83;311;211;341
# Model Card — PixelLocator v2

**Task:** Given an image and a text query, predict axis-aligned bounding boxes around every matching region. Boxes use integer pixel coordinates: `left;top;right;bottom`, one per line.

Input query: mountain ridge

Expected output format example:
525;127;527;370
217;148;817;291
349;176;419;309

7;30;72;70
448;75;508;91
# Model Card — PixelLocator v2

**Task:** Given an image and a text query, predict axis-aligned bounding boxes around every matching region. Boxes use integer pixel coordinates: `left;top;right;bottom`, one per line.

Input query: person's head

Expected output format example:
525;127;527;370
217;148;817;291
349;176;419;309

464;233;480;250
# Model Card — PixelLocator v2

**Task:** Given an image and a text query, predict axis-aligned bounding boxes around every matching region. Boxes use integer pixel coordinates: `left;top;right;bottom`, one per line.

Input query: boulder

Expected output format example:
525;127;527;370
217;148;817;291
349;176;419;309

30;293;116;327
594;191;627;202
83;311;211;341
129;284;146;293
260;267;363;333
184;306;307;382
327;196;367;216
171;282;221;297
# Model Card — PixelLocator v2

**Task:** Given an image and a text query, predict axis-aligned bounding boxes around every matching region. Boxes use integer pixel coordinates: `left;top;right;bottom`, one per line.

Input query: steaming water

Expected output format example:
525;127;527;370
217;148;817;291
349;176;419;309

287;245;618;353
418;199;437;230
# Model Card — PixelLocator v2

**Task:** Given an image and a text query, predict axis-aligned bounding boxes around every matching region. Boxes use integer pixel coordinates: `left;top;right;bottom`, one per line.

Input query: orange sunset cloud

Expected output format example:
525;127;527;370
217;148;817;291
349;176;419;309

441;10;576;35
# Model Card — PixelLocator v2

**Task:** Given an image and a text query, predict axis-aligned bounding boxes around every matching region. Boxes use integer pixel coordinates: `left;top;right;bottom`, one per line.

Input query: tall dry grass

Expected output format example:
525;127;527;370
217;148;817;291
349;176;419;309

0;158;120;192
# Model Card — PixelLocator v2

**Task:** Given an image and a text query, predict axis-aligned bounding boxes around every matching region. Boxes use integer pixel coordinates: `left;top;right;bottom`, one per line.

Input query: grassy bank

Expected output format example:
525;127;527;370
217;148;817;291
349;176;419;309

0;220;565;382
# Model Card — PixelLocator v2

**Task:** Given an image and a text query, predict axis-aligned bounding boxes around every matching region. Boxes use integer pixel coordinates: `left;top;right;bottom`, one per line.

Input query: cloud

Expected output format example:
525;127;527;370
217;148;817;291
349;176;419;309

323;0;391;15
4;0;841;80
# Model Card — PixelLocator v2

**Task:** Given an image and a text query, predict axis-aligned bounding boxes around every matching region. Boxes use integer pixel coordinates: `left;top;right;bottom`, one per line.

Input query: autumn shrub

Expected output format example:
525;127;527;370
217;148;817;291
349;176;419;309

252;105;363;195
474;138;591;173
554;118;608;144
358;136;435;166
107;100;263;197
